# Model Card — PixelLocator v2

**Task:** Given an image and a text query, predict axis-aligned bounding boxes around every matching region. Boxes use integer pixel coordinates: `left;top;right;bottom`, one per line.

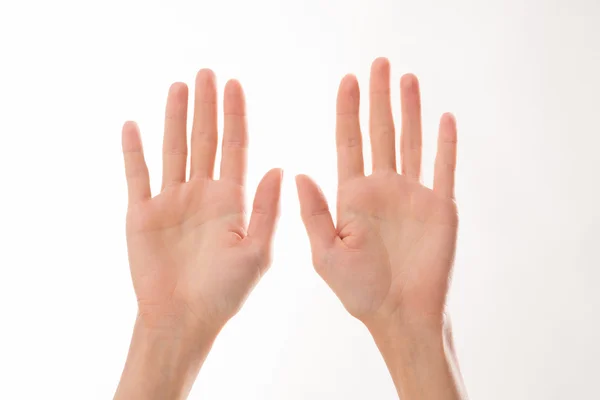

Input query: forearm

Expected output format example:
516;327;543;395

114;313;219;400
367;315;467;400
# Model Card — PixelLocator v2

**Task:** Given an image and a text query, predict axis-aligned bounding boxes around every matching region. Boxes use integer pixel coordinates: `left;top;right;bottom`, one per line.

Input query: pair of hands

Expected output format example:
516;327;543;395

121;57;458;345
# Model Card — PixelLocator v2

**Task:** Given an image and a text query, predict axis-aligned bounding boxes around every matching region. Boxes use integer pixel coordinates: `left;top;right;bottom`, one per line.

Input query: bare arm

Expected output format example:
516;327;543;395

297;57;467;399
114;69;282;399
368;315;466;399
114;315;218;400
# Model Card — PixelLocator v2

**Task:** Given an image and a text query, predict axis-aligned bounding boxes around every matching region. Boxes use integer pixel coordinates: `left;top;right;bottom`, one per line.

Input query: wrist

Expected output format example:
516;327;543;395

366;313;446;360
115;312;220;400
365;312;464;400
364;308;446;342
136;300;223;339
133;311;220;354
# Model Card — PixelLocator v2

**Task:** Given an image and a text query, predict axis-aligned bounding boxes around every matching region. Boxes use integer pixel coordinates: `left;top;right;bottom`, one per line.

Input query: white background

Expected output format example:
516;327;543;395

1;0;599;399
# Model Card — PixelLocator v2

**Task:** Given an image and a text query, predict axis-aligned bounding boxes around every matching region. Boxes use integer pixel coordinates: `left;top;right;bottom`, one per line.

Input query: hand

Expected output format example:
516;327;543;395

296;58;458;329
121;69;282;333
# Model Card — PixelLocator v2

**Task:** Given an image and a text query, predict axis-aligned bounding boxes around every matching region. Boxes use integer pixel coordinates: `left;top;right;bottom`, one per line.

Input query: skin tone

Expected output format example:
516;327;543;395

115;57;467;399
115;70;283;400
296;57;467;399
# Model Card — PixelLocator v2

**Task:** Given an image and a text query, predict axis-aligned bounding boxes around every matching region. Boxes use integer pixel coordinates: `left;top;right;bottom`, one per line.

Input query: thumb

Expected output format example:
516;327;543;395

295;174;337;252
247;168;283;250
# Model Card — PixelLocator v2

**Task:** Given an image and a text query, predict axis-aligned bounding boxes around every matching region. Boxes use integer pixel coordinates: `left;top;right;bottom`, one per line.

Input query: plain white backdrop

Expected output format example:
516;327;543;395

0;0;599;398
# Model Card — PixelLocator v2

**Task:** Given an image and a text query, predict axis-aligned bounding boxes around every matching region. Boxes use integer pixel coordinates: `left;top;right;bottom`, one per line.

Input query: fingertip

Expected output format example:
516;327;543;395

169;82;188;96
294;174;303;188
400;73;419;91
270;167;284;186
294;174;312;198
295;174;326;203
371;57;391;73
257;168;284;193
122;120;139;132
339;74;359;94
442;112;456;125
266;167;283;177
440;112;458;142
337;74;360;114
225;78;243;94
224;79;246;115
196;68;216;82
370;57;391;94
265;168;284;207
294;173;312;187
195;69;217;99
122;121;142;152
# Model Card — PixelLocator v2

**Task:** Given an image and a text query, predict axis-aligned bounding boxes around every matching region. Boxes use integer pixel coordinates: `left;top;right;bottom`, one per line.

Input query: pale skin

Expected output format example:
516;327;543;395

115;69;283;399
296;57;467;399
115;58;467;399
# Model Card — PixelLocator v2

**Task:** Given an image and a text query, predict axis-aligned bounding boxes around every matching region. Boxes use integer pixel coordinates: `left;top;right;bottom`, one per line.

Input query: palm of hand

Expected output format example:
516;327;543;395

121;71;281;329
297;58;458;325
127;179;263;327
328;173;458;320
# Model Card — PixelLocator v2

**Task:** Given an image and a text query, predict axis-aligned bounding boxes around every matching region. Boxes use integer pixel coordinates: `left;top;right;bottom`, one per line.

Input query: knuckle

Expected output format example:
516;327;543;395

373;124;395;138
222;139;248;149
163;147;187;156
338;135;361;148
192;130;219;142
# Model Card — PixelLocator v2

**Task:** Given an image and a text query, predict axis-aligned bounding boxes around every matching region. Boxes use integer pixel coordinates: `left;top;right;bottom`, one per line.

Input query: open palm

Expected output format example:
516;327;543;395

297;58;458;326
122;70;282;330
